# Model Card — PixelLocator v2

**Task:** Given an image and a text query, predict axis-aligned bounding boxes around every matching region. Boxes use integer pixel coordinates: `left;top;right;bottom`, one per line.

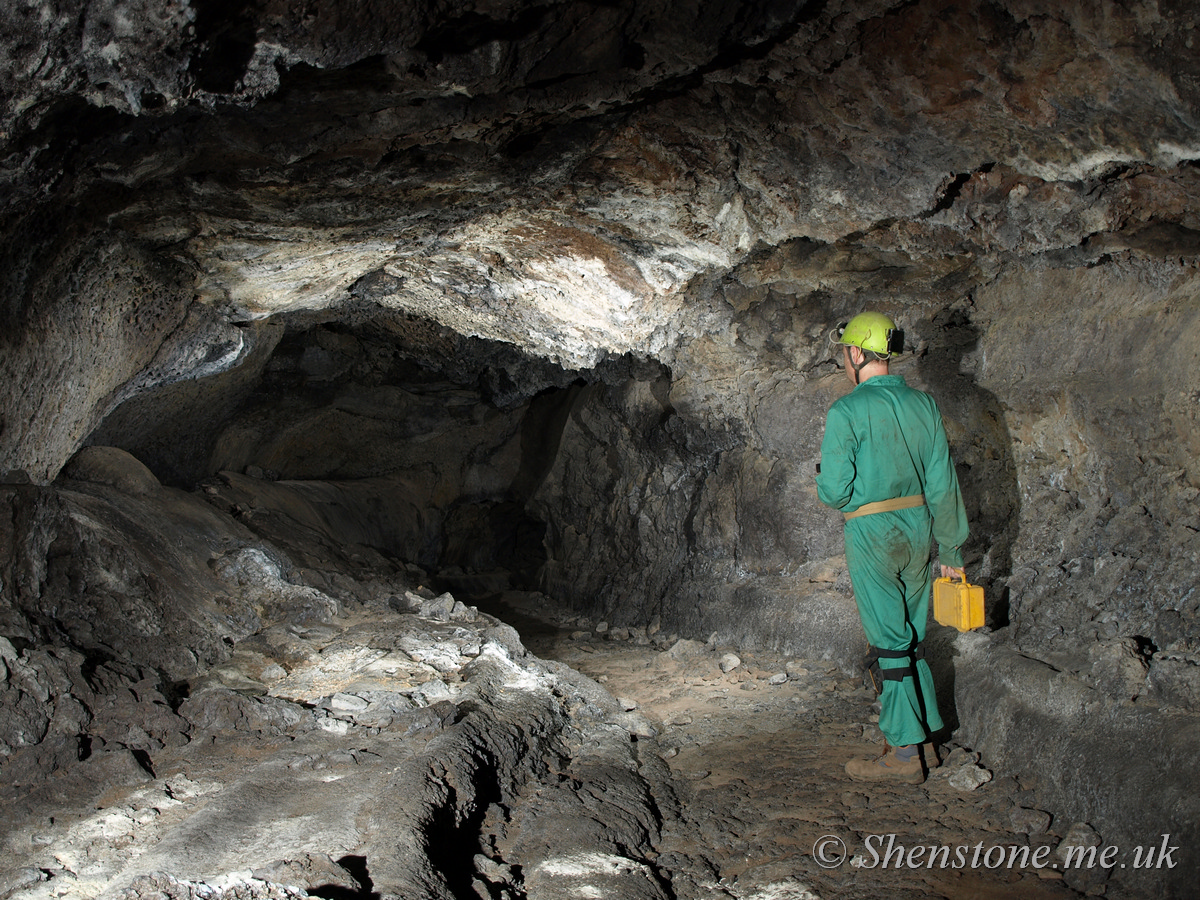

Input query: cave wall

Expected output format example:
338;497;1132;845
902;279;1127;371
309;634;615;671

976;257;1200;678
528;248;1200;671
0;230;199;485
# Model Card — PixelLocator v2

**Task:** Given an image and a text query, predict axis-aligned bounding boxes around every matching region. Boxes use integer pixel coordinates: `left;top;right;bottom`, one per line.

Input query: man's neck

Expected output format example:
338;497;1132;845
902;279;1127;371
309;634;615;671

857;361;890;382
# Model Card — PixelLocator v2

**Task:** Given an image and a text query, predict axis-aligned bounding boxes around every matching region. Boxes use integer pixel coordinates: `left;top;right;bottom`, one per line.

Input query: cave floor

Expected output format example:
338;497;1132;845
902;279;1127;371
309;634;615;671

1;581;1094;900
479;591;1088;900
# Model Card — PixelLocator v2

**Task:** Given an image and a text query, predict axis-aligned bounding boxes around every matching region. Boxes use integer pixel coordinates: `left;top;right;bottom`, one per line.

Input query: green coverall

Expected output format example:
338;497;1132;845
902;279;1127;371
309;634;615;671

816;374;969;747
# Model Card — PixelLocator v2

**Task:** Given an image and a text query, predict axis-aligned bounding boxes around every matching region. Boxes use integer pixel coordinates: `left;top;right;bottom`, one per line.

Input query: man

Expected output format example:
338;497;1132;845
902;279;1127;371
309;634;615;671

815;311;968;784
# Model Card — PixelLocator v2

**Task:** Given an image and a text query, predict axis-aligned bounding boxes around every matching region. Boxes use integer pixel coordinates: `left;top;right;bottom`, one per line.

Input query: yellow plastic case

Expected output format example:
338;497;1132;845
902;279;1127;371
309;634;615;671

933;576;985;632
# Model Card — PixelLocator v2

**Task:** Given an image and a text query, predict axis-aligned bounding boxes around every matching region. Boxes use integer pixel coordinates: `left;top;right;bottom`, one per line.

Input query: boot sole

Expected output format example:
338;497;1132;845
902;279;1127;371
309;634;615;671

845;761;925;785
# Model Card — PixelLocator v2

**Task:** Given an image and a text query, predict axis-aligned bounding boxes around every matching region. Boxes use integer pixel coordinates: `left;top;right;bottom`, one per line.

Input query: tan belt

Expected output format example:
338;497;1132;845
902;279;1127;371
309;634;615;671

844;494;925;521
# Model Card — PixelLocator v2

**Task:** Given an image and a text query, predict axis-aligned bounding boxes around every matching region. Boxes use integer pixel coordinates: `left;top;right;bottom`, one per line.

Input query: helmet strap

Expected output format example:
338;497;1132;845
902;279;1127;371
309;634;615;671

849;346;870;385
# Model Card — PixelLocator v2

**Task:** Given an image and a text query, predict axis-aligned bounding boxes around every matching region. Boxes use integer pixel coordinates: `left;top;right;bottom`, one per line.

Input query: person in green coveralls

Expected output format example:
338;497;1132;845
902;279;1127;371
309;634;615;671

816;311;969;784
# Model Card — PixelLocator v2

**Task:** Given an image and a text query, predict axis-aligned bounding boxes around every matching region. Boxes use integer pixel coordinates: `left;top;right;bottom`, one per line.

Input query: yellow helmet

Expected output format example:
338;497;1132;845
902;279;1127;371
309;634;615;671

830;312;903;357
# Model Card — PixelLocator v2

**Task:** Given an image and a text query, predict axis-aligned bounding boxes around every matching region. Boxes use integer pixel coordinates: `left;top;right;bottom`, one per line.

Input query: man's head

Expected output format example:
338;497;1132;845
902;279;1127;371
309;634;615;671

829;311;904;385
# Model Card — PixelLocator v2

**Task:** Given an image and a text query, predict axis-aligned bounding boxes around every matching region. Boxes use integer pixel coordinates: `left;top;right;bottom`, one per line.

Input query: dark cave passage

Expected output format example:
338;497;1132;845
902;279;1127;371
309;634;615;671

86;319;568;590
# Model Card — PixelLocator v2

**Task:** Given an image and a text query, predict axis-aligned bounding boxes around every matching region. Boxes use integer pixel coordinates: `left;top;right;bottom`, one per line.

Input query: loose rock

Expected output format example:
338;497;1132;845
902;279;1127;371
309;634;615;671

1011;807;1053;834
948;763;994;792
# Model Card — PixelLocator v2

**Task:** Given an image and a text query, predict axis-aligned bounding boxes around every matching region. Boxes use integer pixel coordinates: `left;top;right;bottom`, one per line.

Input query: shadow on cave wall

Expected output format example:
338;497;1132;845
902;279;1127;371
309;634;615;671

917;307;1020;730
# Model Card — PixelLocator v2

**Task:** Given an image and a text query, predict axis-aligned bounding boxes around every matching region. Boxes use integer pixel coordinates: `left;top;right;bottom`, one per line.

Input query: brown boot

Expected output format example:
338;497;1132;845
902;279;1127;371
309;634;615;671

922;741;940;768
845;744;925;784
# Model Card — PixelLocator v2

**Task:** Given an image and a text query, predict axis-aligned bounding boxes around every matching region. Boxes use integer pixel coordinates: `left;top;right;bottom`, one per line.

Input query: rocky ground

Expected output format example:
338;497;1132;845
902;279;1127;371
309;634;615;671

0;455;1143;900
3;569;1117;900
1;579;671;900
483;590;1103;900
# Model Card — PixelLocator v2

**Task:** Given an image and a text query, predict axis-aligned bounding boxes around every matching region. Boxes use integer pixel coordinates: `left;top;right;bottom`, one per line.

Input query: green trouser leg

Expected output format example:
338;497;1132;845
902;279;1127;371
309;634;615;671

845;508;944;747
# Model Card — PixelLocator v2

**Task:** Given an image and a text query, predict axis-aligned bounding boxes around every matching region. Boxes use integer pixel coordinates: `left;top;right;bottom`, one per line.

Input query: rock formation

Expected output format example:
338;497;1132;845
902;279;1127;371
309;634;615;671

1;1;1198;897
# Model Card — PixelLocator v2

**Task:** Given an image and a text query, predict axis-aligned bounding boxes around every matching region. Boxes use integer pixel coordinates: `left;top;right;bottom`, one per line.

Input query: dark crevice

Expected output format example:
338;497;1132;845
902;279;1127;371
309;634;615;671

1097;162;1141;182
191;0;259;93
310;855;379;900
160;676;193;714
928;172;972;215
415;8;552;65
424;754;505;899
1132;635;1159;659
129;747;156;778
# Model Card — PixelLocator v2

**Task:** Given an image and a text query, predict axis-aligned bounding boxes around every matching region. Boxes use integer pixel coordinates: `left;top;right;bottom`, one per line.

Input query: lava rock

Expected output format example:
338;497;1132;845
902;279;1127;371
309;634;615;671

1011;807;1053;835
948;763;993;792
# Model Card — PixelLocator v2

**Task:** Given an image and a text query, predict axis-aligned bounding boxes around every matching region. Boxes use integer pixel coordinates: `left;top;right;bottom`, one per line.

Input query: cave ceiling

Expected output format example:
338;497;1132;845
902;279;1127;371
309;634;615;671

5;0;1199;373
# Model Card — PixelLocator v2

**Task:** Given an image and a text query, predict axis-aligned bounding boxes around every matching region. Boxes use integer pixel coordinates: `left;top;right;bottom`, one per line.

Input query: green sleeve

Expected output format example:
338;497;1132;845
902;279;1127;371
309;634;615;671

925;408;969;567
816;403;856;511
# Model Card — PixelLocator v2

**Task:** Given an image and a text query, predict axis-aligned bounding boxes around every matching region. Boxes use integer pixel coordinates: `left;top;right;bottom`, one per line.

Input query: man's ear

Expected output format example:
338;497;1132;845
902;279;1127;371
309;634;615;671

849;345;864;366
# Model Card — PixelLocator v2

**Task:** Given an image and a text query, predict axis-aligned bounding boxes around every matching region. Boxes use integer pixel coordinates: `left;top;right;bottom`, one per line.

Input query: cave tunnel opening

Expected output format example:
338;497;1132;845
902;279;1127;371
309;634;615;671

83;311;677;631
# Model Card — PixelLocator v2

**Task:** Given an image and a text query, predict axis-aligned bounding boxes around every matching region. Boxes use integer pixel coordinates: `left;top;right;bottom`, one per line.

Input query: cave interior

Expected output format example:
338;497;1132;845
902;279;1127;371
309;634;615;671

1;1;1199;899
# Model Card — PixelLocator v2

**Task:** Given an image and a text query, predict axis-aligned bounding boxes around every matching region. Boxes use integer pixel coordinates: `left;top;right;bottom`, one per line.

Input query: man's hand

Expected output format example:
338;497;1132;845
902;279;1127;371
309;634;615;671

940;564;965;580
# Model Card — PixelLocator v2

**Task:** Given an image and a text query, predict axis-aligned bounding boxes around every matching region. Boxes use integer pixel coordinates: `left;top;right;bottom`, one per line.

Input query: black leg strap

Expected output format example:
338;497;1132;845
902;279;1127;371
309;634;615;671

873;642;925;660
867;642;925;684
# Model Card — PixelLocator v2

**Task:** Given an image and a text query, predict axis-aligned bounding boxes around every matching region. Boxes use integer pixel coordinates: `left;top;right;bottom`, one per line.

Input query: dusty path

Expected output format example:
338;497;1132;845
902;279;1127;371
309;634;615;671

481;590;1089;900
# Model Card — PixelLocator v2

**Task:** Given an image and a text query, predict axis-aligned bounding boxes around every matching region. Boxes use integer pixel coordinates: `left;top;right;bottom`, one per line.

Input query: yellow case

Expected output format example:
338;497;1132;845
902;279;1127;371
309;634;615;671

933;576;985;632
